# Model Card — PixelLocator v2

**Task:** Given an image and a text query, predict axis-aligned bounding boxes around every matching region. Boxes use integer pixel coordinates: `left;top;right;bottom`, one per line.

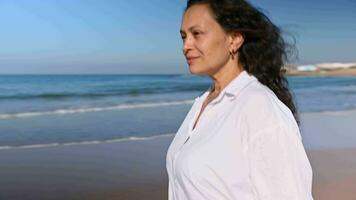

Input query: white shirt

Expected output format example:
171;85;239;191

166;71;314;200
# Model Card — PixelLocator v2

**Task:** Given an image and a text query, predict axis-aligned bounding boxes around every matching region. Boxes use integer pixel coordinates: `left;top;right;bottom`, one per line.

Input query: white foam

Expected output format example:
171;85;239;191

0;133;174;150
0;100;194;119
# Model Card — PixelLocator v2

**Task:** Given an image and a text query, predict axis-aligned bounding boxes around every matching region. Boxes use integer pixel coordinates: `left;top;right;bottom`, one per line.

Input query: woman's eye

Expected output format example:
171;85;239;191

193;32;200;36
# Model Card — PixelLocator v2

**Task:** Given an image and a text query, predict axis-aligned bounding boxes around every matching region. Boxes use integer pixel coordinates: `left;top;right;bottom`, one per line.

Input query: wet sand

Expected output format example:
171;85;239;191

0;136;171;200
1;111;356;200
308;148;356;200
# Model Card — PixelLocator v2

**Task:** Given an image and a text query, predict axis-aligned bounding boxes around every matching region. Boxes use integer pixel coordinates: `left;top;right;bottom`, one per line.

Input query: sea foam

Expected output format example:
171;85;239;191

0;133;174;150
0;100;194;119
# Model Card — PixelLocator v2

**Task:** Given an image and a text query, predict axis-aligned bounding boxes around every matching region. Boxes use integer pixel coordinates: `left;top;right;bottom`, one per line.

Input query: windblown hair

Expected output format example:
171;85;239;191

186;0;300;125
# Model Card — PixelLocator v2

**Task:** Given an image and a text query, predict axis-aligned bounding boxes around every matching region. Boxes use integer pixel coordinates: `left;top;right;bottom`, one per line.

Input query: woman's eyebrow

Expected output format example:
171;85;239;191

180;25;203;34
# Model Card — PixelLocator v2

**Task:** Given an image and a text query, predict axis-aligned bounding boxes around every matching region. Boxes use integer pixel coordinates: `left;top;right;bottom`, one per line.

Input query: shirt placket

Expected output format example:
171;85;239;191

171;96;218;183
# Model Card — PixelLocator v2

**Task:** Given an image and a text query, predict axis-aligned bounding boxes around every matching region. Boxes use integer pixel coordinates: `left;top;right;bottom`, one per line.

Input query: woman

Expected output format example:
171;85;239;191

166;0;313;199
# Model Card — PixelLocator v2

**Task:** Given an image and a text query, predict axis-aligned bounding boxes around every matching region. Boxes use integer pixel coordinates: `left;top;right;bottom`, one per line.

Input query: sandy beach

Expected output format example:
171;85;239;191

1;111;356;200
0;135;171;200
309;148;356;200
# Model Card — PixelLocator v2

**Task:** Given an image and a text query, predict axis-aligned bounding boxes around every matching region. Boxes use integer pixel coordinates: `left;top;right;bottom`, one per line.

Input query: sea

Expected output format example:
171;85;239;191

1;74;356;149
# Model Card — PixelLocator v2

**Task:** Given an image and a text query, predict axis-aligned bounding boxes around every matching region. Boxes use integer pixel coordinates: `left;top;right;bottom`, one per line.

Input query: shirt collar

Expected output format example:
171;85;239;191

195;70;257;104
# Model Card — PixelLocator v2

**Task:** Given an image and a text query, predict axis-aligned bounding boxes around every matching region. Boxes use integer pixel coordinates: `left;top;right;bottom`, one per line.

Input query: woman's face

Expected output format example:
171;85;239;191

180;4;231;75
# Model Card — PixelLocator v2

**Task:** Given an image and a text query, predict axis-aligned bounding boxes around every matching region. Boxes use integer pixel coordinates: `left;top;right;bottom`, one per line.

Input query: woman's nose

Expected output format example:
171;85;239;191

182;37;193;55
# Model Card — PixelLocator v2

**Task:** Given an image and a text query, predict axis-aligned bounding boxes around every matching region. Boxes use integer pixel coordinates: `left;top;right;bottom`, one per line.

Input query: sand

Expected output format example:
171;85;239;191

1;111;356;200
308;148;356;200
0;136;171;200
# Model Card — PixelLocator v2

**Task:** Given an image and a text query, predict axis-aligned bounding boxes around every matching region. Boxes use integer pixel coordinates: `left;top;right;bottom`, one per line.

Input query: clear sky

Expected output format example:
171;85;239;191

0;0;355;74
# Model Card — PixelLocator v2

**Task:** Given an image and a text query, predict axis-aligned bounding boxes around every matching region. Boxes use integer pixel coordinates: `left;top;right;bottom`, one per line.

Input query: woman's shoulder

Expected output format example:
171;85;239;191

238;80;280;111
237;80;298;133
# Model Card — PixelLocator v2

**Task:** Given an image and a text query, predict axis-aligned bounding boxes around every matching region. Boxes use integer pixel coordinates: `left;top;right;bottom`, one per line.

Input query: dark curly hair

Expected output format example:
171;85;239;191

186;0;300;125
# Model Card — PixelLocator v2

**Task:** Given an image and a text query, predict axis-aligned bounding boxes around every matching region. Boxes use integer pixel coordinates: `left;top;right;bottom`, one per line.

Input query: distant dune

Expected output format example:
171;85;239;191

285;62;356;76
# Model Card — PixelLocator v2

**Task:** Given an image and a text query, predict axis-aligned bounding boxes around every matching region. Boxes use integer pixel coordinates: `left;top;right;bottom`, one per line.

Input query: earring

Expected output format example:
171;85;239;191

230;50;235;60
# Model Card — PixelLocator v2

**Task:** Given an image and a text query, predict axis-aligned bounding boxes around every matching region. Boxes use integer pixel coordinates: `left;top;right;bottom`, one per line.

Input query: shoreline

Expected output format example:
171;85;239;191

2;109;356;151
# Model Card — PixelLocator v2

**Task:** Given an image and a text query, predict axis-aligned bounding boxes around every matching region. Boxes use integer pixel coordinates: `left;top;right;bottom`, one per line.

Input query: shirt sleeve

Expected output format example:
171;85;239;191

247;124;314;200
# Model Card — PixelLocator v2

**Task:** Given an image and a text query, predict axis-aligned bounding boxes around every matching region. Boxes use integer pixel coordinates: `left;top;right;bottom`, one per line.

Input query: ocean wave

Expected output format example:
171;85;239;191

0;100;194;119
0;133;174;150
0;92;143;100
0;85;209;101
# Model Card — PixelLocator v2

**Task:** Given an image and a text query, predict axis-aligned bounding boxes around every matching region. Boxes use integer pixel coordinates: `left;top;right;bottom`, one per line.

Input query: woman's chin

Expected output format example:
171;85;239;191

188;65;204;75
189;66;212;76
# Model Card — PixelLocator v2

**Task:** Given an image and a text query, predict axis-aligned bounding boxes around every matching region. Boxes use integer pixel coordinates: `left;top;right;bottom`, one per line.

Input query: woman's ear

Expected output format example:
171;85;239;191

229;32;244;52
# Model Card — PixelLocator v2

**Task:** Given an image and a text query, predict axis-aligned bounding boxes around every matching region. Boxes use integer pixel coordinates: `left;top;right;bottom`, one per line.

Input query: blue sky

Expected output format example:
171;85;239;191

0;0;355;74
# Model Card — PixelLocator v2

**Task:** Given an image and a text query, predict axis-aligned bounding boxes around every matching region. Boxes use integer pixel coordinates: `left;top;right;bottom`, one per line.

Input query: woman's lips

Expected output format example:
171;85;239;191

187;57;199;65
